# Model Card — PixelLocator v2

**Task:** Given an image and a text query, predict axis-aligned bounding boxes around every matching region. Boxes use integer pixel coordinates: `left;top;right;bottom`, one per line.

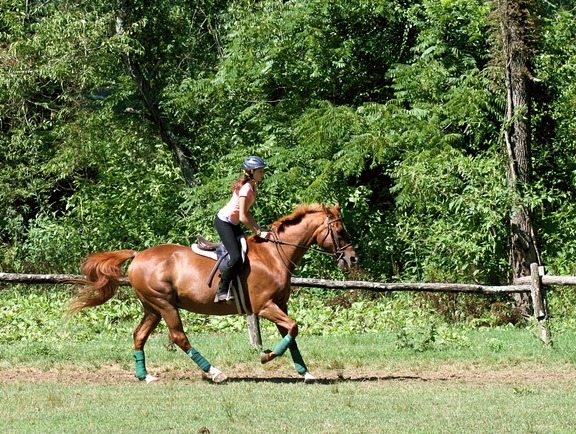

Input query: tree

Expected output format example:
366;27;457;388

4;0;576;303
494;0;541;310
0;0;189;271
112;0;227;187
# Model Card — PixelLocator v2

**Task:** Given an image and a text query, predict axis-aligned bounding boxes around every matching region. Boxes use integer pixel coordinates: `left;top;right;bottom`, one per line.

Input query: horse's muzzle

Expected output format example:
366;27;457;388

337;248;358;270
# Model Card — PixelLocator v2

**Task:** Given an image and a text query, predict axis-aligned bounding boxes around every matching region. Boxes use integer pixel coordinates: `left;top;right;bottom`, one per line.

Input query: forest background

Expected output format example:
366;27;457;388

2;0;576;328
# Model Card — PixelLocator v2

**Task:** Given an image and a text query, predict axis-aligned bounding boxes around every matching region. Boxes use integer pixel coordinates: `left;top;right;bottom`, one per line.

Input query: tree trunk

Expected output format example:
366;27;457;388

497;0;540;313
115;7;198;187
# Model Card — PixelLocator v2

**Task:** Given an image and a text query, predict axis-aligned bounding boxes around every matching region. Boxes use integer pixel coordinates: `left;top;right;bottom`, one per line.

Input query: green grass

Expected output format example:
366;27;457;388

1;328;576;433
2;378;576;434
2;286;576;432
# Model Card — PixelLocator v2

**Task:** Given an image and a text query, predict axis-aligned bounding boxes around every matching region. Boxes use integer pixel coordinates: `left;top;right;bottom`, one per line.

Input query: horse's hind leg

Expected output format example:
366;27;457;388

132;308;161;383
258;301;315;383
159;304;227;383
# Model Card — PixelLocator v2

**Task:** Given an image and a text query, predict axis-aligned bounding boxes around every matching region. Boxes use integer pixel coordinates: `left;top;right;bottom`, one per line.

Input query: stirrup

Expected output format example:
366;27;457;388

216;292;233;302
214;285;234;303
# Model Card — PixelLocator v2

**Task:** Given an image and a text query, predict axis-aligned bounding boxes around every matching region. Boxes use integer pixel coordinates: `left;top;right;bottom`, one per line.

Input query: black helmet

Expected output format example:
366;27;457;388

242;156;267;171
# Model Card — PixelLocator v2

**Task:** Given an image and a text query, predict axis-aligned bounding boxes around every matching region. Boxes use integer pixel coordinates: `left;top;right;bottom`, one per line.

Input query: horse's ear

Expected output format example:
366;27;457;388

334;203;341;215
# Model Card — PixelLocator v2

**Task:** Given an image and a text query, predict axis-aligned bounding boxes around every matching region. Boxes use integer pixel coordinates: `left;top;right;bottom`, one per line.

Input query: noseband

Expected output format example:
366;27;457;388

317;217;353;262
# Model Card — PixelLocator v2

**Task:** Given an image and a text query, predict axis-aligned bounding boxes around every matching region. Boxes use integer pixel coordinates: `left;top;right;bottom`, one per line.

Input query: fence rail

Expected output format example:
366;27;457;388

0;263;563;347
291;278;530;294
0;273;531;293
515;275;576;286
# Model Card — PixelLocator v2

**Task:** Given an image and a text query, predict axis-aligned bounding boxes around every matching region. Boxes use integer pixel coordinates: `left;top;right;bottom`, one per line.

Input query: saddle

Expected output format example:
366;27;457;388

191;235;250;314
191;235;248;288
196;235;223;251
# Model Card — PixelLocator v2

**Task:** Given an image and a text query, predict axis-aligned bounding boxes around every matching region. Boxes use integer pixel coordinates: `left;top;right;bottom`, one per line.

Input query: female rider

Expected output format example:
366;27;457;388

214;156;270;302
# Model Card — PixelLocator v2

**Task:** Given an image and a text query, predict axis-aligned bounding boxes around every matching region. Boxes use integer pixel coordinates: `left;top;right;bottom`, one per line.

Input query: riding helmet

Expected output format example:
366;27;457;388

242;156;267;171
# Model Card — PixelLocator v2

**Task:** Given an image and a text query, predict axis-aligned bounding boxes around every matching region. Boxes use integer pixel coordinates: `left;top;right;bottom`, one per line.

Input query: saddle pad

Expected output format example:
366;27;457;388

190;238;248;262
191;244;218;260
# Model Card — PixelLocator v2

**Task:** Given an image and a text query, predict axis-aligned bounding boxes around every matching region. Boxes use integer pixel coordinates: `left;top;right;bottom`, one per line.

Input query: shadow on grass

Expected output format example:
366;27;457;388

205;375;436;385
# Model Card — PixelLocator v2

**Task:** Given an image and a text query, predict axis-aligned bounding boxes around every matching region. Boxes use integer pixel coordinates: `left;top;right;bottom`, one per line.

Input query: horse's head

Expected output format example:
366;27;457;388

316;204;358;270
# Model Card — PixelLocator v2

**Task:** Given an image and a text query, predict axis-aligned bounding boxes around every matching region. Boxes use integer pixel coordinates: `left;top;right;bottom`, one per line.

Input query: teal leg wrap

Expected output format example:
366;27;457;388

133;350;147;380
289;345;308;375
273;334;294;357
187;347;211;372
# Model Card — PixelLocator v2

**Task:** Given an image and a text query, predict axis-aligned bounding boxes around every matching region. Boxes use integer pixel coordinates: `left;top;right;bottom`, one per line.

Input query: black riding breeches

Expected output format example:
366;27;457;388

213;216;244;289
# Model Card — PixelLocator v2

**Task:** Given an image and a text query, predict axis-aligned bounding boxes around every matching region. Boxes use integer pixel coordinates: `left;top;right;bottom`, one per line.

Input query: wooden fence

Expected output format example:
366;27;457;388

0;262;559;347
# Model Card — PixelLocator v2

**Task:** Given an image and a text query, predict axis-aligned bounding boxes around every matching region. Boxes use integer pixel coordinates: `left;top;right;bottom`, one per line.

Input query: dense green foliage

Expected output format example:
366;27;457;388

2;1;576;323
2;285;575;347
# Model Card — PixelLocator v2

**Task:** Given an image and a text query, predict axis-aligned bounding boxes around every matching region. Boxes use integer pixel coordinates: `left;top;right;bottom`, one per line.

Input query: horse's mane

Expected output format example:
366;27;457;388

271;203;326;234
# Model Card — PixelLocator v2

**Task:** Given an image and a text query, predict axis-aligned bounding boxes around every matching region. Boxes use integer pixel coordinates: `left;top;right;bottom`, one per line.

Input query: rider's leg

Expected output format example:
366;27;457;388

214;216;244;301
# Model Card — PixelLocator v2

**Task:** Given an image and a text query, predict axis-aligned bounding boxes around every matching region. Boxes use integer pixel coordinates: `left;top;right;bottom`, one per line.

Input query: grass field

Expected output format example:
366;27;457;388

1;326;576;433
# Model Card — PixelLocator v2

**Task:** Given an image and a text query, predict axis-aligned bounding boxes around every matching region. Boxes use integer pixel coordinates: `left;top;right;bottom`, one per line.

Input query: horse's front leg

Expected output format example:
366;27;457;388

257;301;315;383
277;325;316;383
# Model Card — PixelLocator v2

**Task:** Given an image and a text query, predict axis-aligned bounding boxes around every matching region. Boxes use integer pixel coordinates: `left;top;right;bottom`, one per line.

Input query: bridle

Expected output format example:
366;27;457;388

268;215;352;273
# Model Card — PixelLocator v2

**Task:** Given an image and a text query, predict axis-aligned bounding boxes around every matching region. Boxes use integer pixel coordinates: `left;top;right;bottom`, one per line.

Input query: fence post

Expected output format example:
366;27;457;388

247;314;262;348
530;263;552;348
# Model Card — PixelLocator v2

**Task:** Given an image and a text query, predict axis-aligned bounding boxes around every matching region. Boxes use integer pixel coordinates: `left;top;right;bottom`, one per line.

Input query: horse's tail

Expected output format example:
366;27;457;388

68;249;138;314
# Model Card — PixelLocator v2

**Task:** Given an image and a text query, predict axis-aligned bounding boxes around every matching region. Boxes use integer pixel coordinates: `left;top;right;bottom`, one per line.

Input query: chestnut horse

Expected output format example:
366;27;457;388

70;203;357;383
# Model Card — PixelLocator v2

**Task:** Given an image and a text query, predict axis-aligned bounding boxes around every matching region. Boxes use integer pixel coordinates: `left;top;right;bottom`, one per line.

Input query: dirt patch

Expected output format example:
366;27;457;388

0;363;132;385
2;363;576;385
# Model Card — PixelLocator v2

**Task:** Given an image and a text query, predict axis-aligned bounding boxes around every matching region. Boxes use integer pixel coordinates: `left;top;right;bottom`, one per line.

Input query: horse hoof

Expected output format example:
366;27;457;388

303;372;315;383
209;367;227;383
212;372;228;383
260;349;273;364
145;374;158;384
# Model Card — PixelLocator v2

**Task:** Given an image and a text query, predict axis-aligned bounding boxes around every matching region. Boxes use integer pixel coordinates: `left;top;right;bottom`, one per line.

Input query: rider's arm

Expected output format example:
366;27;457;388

238;196;261;234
